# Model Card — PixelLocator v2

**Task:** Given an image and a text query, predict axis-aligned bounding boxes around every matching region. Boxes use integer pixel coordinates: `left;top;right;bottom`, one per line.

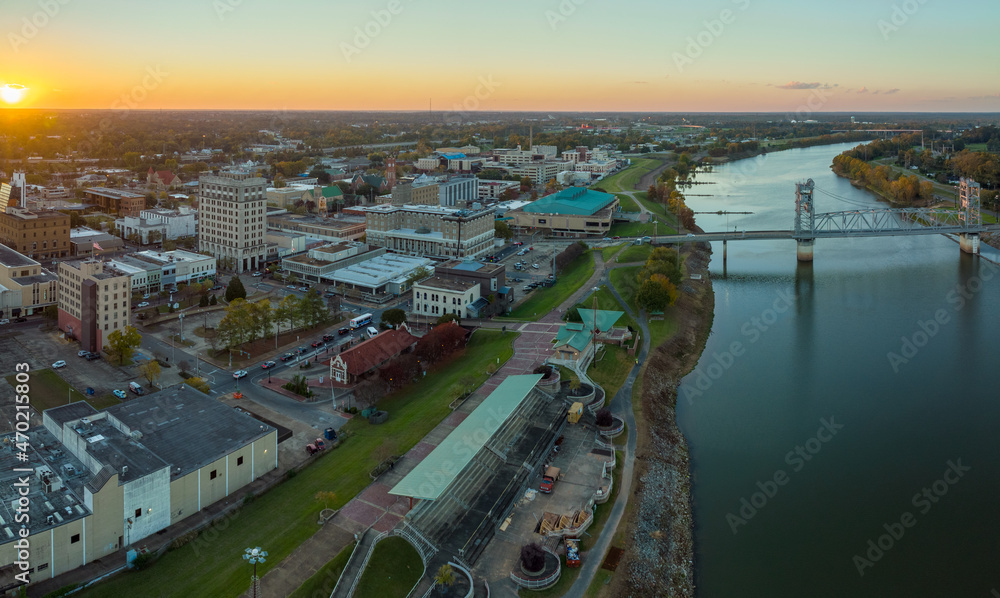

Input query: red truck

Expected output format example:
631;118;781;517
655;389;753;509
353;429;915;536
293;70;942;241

539;466;560;494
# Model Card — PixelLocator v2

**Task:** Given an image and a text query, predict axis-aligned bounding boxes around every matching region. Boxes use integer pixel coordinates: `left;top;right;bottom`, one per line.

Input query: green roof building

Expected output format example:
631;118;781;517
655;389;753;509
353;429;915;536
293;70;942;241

510;187;619;237
553;308;631;366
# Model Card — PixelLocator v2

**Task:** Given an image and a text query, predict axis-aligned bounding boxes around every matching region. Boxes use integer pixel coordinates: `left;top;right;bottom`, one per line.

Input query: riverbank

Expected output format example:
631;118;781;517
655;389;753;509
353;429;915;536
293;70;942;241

608;239;715;598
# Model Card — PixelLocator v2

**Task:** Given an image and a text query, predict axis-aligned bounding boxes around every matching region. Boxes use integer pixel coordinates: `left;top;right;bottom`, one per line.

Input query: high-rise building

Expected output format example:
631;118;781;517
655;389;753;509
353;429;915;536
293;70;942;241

198;170;268;273
57;259;132;352
364;204;494;258
0;207;71;260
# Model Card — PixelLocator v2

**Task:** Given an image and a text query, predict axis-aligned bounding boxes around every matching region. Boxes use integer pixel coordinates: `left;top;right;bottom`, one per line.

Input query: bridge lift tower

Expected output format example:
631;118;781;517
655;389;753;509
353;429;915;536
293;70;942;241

958;177;981;255
793;179;816;262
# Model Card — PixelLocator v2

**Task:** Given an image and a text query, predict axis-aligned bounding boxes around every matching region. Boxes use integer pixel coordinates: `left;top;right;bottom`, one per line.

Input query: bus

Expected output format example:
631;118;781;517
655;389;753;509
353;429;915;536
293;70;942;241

350;313;373;329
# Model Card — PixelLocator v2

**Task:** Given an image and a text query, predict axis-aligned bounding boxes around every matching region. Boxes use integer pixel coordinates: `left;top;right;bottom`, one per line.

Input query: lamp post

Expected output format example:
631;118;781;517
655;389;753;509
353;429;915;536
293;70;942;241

243;546;267;598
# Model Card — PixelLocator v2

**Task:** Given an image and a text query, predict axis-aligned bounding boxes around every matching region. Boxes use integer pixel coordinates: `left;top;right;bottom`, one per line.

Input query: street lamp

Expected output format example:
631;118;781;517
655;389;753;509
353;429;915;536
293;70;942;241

243;546;267;598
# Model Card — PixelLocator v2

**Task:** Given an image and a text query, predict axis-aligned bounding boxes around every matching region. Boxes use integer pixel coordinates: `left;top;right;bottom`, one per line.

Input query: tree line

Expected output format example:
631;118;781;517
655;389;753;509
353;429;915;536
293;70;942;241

215;289;330;353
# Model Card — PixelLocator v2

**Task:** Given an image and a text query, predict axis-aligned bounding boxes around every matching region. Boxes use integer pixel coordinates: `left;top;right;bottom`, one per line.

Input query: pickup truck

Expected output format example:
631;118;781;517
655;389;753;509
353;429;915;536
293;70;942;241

539;466;560;494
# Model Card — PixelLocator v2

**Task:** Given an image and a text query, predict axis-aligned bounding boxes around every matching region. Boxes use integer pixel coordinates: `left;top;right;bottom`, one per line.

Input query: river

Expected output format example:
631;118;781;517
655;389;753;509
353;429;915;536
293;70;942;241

678;143;1000;597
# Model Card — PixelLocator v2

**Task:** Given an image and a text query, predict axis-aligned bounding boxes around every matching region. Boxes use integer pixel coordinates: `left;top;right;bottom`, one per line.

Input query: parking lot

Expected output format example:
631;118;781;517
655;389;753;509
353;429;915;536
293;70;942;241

487;242;560;307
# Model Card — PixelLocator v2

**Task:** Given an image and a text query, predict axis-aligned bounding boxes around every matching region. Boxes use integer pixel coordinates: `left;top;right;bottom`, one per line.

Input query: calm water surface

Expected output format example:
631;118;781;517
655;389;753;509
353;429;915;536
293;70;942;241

678;143;1000;598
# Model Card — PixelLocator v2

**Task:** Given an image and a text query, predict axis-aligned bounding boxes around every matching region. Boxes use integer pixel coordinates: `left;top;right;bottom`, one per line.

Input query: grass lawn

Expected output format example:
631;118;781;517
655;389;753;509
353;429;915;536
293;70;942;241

588;346;635;403
79;330;517;598
599;243;626;262
593;158;662;194
614;193;639;212
507;251;595;320
608;221;666;238
608;267;677;348
287;542;355;598
354;537;423;598
584;569;615;598
615;244;653;264
7;369;121;413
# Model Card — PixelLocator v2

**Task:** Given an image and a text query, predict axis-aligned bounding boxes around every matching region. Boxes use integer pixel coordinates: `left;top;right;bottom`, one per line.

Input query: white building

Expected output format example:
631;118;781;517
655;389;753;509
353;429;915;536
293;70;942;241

557;171;594;186
134;249;216;287
574;160;618;174
479;180;520;200
198;170;268;273
412;276;480;318
416;157;440;171
115;206;197;245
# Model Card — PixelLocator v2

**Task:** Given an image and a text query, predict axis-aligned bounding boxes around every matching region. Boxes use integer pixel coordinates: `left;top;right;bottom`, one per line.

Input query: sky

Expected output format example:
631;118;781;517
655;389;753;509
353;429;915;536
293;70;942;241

1;0;999;112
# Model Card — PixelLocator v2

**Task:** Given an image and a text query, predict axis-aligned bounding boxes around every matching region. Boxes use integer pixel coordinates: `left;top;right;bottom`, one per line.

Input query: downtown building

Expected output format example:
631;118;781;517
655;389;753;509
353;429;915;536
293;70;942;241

198;171;268;273
56;259;131;353
364;204;494;259
0;207;71;261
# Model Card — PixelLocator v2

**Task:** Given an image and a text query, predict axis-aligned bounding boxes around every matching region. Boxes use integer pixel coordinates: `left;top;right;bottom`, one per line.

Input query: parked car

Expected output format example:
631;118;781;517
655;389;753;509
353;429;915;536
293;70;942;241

85;352;101;361
287;284;297;290
113;389;128;399
532;264;540;269
0;319;9;325
233;370;249;379
137;302;150;308
13;317;26;323
512;277;522;282
522;286;533;292
52;360;67;368
298;286;309;292
252;271;262;277
261;360;276;369
78;350;90;357
142;294;150;299
280;352;295;361
129;382;145;395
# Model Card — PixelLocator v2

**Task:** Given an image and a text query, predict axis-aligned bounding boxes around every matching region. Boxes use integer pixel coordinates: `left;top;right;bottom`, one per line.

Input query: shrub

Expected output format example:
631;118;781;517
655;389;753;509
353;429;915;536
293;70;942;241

595;408;613;427
520;543;546;573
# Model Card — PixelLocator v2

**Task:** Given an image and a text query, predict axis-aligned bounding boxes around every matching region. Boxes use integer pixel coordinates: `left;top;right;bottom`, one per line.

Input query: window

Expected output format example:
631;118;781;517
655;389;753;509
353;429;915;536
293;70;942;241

71;533;80;544
135;508;142;518
38;563;48;571
237;456;244;466
210;470;217;480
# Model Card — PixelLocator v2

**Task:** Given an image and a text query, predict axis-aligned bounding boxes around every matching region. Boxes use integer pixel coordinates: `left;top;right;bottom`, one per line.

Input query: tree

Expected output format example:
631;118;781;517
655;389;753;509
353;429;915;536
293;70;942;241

315;491;337;511
42;305;58;321
275;294;300;332
209;294;218;305
495;220;513;241
405;267;431;289
434;564;456;589
199;294;209;308
148;230;163;244
520;543;546;574
436;312;460;326
139;360;161;387
353;378;386;410
595;408;613;427
225;275;247;302
106;326;142;365
185;377;211;394
248;300;275;342
635;274;679;312
381;308;407;328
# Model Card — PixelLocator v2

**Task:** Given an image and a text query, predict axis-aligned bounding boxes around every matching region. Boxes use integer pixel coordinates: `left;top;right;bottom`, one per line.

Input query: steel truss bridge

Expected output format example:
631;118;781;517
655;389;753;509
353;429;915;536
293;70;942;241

647;178;999;261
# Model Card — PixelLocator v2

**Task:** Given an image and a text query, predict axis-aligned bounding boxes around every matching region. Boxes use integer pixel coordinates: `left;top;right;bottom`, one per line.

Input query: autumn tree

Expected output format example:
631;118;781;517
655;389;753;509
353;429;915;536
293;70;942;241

139;359;162;387
106;326;142;365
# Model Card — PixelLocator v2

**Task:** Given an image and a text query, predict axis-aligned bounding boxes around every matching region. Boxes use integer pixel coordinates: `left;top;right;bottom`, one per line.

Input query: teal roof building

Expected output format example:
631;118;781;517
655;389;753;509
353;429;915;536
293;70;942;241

522;188;618;215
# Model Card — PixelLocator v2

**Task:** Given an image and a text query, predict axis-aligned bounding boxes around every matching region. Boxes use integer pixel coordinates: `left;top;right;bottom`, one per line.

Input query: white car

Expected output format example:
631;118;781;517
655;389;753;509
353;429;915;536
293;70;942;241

52;360;67;369
0;319;8;325
252;272;262;277
142;294;150;299
532;264;540;269
299;286;309;292
78;350;90;357
137;302;150;308
287;284;297;290
233;370;249;379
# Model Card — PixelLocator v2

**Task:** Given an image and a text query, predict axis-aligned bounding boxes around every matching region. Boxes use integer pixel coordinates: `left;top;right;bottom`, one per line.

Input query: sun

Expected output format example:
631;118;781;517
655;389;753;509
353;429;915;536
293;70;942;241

1;84;28;105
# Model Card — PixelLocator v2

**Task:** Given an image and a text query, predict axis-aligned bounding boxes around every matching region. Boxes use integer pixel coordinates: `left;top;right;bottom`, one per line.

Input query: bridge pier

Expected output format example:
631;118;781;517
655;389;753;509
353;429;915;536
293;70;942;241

959;233;980;255
796;239;814;262
723;240;727;267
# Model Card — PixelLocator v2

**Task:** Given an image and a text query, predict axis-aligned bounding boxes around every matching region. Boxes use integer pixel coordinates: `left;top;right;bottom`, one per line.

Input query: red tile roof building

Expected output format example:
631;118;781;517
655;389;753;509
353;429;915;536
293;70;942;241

328;324;418;384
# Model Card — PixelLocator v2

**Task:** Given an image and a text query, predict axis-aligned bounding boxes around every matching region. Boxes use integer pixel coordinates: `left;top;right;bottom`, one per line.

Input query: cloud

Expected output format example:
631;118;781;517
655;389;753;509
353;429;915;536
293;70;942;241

771;81;838;90
857;86;869;94
883;88;900;95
